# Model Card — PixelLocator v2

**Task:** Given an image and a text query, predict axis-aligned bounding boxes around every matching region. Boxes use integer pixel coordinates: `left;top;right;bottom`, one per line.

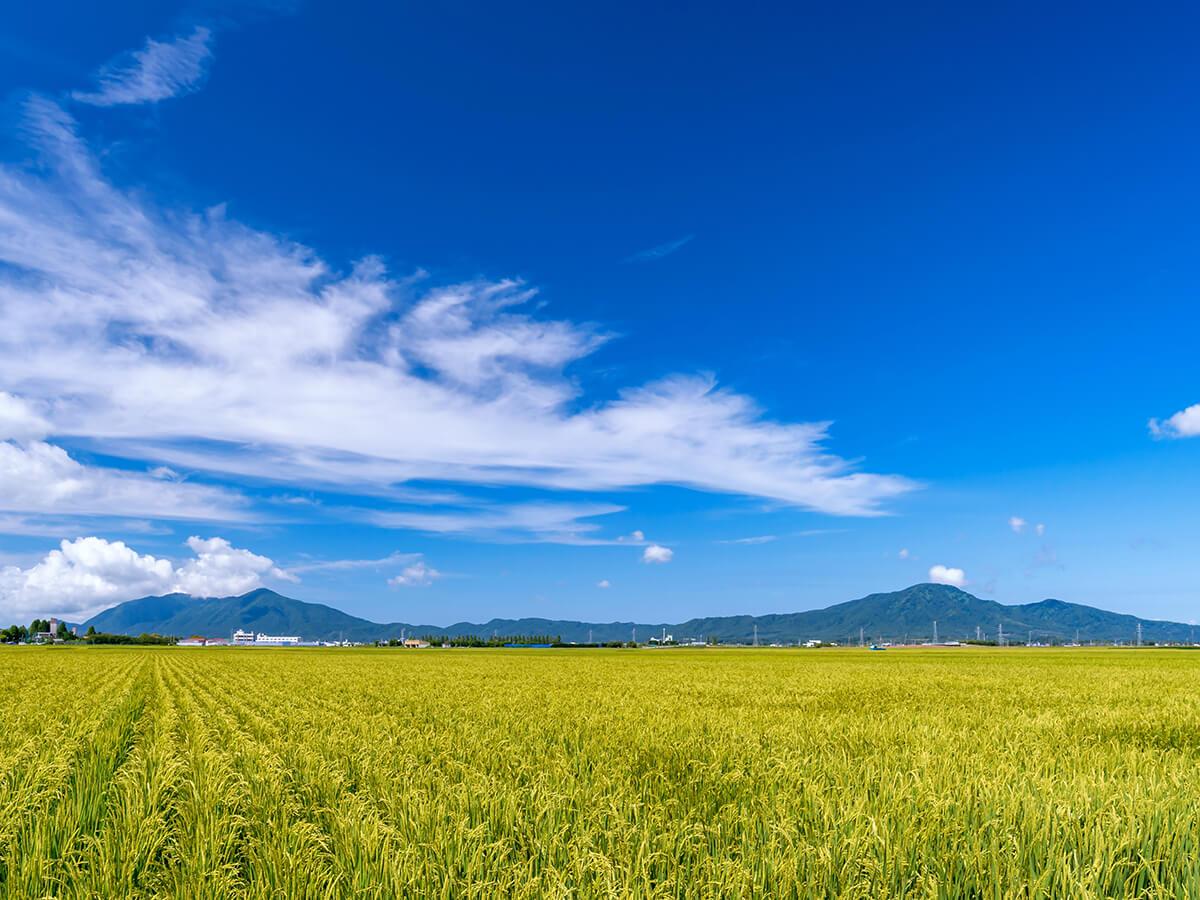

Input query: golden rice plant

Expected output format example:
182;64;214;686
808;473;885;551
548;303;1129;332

3;646;1200;897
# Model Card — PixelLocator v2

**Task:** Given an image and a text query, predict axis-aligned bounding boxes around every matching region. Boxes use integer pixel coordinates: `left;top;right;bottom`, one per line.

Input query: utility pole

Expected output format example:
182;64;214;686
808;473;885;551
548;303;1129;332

976;625;981;642
588;628;593;644
753;624;759;647
933;620;938;644
1136;622;1143;647
859;627;864;648
1028;630;1033;646
632;627;636;644
998;623;1005;647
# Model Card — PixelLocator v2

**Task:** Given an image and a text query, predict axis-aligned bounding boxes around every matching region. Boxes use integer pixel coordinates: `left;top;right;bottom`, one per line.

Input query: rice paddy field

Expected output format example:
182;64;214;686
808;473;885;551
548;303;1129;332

2;647;1200;898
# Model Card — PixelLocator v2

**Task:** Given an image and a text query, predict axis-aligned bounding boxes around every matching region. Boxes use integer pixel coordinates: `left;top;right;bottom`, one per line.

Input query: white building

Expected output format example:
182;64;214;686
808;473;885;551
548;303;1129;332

232;628;301;645
254;633;300;646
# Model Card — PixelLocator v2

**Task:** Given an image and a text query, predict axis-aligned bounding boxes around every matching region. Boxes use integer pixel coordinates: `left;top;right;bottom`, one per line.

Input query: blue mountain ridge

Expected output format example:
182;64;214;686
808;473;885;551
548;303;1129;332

79;583;1194;644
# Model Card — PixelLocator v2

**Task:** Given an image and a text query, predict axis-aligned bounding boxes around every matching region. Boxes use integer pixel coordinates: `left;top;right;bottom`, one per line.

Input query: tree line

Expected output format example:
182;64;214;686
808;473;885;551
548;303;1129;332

1;622;175;645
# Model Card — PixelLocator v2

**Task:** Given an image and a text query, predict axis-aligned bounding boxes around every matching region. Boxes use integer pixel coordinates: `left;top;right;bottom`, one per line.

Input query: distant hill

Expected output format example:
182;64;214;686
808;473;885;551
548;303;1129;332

83;589;389;642
80;583;1195;645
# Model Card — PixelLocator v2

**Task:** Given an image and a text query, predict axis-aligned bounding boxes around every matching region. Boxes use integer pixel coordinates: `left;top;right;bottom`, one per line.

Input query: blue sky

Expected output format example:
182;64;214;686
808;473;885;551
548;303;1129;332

1;1;1199;626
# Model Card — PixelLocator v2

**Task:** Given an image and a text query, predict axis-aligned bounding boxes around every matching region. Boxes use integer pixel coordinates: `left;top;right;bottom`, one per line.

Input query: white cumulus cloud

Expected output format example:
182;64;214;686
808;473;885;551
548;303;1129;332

1008;516;1027;534
388;560;440;588
0;537;172;621
73;27;213;107
173;536;295;598
928;564;967;587
642;544;673;564
0;535;292;621
1150;404;1200;439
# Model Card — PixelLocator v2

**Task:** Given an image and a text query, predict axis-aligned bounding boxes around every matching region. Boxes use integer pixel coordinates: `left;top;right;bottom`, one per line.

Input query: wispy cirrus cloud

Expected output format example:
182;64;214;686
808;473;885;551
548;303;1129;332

370;502;627;544
623;234;694;264
718;535;777;545
288;551;422;574
0;97;914;538
72;26;214;107
0;439;247;522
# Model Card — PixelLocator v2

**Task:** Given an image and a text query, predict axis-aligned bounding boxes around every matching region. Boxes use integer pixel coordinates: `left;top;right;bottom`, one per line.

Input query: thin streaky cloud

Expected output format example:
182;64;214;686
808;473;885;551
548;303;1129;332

288;551;422;574
718;535;778;545
370;502;627;545
623;234;694;263
73;26;213;107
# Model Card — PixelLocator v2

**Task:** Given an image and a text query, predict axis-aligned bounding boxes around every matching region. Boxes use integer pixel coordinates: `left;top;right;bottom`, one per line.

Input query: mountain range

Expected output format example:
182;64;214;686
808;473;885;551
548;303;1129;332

80;583;1197;645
